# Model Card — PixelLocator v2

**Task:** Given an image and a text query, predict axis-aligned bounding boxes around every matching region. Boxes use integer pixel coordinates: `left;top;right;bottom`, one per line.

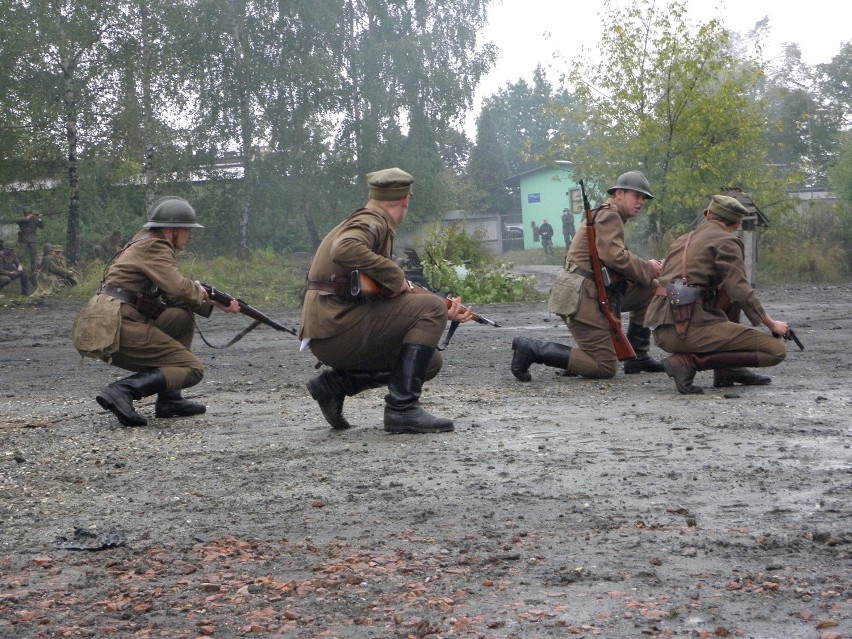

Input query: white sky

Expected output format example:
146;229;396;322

466;0;849;135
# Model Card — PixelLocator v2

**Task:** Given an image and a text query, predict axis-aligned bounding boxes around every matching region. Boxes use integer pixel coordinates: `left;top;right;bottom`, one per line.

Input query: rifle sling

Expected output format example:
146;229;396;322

195;319;262;349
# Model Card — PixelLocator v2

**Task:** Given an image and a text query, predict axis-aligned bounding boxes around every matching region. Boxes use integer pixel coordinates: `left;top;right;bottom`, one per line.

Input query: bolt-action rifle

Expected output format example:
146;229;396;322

579;179;636;361
351;270;499;349
351;270;500;327
199;283;297;348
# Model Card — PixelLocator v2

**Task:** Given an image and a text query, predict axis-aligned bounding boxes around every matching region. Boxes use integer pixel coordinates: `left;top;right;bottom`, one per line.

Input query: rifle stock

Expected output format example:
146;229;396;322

200;283;297;335
579;180;636;361
354;270;500;327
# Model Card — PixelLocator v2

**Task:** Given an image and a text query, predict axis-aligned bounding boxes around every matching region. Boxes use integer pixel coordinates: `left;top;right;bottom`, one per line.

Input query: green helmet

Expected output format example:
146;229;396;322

607;171;654;199
143;196;204;229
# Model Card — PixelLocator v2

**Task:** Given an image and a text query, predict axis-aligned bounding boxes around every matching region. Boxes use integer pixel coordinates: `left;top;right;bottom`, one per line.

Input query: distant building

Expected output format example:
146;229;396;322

503;161;580;251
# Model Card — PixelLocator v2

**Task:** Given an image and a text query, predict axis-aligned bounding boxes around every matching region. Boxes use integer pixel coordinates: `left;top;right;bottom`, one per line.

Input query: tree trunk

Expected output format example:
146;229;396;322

63;60;81;264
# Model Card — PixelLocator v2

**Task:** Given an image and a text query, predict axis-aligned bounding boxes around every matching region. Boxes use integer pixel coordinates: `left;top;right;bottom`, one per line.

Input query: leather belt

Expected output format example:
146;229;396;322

567;264;595;280
305;280;337;294
97;283;136;304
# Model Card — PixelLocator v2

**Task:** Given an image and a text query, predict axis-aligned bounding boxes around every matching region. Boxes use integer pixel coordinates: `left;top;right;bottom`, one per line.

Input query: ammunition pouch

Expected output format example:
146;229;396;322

664;282;706;339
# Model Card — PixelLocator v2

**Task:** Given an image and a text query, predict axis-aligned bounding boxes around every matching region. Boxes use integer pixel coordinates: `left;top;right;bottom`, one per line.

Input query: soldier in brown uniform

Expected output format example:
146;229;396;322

512;171;664;380
646;195;788;394
72;196;239;427
300;168;473;434
0;239;31;296
14;207;45;272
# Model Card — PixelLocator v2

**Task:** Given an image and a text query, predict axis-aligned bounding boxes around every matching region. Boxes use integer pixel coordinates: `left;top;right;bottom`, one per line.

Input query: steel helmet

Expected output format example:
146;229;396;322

607;171;654;199
143;196;204;229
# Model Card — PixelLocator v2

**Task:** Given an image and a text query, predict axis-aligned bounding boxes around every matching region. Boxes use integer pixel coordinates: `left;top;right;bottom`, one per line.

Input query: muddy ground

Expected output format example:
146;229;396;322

0;281;850;639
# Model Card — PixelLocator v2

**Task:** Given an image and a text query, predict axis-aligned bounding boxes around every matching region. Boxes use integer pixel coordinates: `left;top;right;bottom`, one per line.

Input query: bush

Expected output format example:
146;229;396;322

422;226;542;303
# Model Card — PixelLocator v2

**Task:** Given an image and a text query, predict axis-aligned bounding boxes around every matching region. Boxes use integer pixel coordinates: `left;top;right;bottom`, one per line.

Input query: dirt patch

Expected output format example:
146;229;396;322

1;284;850;638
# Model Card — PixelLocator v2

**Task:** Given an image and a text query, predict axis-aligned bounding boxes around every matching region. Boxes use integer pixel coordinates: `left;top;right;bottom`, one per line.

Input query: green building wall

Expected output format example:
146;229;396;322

517;164;582;250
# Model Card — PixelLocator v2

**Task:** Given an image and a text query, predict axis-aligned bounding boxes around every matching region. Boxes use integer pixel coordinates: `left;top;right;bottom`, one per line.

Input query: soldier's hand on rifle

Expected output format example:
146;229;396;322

197;281;240;313
447;297;474;323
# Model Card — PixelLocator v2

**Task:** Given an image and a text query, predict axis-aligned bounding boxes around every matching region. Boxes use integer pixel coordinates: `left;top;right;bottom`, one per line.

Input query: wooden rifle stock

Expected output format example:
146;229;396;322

355;271;500;327
579;180;636;361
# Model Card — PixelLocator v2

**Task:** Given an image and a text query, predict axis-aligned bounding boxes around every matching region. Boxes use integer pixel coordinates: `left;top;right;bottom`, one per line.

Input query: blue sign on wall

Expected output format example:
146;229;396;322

527;193;541;204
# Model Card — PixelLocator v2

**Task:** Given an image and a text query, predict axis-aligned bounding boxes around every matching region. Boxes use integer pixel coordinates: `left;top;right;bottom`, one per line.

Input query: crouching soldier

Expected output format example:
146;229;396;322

646;195;789;394
72;197;239;427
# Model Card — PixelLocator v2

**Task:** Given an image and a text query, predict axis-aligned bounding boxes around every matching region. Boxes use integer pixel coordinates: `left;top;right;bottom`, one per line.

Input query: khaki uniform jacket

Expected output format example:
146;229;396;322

646;219;766;328
299;202;407;339
34;254;79;294
549;200;657;320
105;232;206;308
15;216;44;243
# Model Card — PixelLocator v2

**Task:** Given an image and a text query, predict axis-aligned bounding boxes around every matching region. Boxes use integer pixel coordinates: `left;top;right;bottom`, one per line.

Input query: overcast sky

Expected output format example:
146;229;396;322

466;0;848;134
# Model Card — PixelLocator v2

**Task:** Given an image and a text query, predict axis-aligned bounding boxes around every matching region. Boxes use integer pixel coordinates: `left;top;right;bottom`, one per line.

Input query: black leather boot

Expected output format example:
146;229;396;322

307;369;392;430
623;322;664;374
384;344;453;434
155;390;207;418
714;368;771;387
510;336;571;381
700;352;771;387
662;353;702;394
96;370;168;427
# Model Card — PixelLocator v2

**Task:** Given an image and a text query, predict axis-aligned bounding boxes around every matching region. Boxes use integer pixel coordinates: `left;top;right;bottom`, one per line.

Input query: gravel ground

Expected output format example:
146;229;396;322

1;283;850;639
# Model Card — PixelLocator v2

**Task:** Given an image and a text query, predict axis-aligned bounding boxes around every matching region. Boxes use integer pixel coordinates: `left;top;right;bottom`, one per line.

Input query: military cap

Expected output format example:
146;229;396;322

42;243;53;253
366;168;414;201
52;245;64;252
707;195;750;222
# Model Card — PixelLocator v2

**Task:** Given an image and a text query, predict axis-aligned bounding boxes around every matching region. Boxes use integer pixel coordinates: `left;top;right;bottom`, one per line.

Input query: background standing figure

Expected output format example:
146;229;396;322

0;239;31;296
539;218;555;256
71;196;239;428
14;206;45;272
34;244;79;296
646;195;789;394
92;230;126;261
561;208;575;248
513;170;665;381
300;167;473;434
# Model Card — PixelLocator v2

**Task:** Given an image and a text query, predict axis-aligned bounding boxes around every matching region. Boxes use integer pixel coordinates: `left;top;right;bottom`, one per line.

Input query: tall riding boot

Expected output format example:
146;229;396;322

96;370;169;427
711;353;771;387
307;369;392;430
623;322;664;374
155;390;207;418
661;353;702;394
384;344;453;434
510;336;571;382
695;352;772;387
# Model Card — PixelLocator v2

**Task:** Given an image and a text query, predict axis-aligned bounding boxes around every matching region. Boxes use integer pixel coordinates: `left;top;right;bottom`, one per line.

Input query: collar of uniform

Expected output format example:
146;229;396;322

363;200;399;232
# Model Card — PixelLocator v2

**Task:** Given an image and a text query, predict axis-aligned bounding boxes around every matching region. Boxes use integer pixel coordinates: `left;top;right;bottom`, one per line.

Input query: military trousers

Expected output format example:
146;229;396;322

653;322;786;367
563;280;656;378
108;305;204;390
308;293;447;377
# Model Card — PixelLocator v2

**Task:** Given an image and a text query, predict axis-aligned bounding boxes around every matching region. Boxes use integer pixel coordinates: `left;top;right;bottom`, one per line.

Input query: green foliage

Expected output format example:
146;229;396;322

424;224;493;268
465;110;514;214
421;225;541;302
758;200;852;283
61;250;309;308
559;0;788;239
829;133;852;205
484;65;582;175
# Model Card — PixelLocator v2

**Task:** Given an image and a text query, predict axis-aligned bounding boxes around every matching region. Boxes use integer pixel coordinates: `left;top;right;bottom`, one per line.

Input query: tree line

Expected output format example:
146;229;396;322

1;0;850;268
